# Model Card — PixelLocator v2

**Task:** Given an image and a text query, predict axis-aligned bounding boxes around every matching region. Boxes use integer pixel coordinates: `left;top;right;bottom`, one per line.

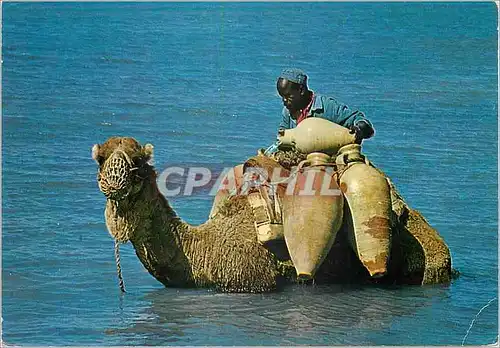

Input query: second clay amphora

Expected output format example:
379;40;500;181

282;152;344;279
336;144;392;277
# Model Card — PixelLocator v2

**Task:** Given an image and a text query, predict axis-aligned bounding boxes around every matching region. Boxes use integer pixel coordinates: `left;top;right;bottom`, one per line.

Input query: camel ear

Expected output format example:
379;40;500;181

143;143;154;164
92;144;101;163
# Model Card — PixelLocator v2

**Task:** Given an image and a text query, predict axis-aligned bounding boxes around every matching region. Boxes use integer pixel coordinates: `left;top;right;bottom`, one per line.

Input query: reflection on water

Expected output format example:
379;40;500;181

106;284;447;345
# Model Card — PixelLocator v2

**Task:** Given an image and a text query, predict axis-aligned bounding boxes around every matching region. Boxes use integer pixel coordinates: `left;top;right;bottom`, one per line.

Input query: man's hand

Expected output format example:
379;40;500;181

349;120;374;143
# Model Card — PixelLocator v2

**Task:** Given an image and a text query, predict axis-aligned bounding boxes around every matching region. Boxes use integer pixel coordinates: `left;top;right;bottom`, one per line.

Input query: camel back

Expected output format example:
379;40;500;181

244;154;345;277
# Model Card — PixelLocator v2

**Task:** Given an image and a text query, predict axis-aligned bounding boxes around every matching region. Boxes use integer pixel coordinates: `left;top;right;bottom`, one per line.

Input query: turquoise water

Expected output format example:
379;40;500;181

2;2;498;345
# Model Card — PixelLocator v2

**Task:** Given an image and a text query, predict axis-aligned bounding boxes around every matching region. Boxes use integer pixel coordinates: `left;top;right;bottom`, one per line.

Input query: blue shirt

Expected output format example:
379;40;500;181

264;93;373;155
279;93;373;131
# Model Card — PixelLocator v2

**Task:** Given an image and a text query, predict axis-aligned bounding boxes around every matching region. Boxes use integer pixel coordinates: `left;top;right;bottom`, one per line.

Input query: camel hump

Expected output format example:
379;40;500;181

243;154;291;183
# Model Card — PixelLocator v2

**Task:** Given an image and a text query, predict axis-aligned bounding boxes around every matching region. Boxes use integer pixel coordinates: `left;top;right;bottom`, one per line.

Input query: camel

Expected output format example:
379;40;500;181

92;136;453;293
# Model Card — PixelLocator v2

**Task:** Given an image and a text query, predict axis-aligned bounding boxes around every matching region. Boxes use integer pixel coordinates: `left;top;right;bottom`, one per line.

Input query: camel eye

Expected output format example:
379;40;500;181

91;144;105;165
96;155;105;166
136;156;148;166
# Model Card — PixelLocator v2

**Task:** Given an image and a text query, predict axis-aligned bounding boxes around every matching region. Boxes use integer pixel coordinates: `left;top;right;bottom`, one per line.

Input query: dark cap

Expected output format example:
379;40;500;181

279;68;307;85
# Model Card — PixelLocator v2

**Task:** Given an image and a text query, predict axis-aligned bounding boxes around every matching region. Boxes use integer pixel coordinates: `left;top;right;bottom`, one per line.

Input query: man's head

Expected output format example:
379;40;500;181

277;68;310;114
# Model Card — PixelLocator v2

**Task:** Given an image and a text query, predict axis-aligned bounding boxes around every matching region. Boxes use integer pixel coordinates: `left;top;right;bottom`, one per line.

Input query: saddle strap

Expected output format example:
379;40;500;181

247;188;284;244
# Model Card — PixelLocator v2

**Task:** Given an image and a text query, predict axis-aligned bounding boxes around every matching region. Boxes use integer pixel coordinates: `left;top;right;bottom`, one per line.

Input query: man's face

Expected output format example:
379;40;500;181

277;78;304;114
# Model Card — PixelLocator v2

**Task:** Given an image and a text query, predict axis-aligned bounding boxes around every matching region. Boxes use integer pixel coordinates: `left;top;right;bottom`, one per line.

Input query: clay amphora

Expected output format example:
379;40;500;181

336;144;392;277
278;118;356;156
282;153;344;279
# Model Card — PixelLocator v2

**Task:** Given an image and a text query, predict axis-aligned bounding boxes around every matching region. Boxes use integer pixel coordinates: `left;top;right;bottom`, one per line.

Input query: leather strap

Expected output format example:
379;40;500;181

247;187;283;244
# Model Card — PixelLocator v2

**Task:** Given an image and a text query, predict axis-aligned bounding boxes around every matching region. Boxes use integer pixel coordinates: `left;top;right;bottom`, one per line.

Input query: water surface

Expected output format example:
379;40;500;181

2;2;498;346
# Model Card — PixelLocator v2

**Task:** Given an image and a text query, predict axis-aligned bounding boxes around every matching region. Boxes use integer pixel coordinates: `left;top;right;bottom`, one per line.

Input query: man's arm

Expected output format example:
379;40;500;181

329;98;375;141
263;108;292;155
279;107;292;130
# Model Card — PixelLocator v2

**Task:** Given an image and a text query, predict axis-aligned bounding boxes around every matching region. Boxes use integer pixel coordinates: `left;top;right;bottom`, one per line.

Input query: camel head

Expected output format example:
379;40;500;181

92;137;154;201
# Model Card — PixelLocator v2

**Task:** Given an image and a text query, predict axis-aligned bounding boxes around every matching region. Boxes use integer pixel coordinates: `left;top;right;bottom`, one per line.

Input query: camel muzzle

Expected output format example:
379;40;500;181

99;150;136;201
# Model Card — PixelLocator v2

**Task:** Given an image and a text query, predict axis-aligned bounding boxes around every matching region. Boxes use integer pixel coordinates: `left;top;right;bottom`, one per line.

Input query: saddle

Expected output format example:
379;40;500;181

242;155;290;244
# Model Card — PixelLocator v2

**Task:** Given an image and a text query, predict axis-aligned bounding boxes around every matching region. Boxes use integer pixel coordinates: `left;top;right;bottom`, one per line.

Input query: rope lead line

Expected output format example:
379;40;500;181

114;239;126;293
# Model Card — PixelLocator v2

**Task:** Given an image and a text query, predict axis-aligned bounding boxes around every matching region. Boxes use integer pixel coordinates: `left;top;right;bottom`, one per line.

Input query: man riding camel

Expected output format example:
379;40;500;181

265;68;375;154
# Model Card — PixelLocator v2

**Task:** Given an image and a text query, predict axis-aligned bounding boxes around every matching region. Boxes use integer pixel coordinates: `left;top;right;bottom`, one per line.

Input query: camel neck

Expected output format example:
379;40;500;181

117;173;193;287
131;174;189;242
